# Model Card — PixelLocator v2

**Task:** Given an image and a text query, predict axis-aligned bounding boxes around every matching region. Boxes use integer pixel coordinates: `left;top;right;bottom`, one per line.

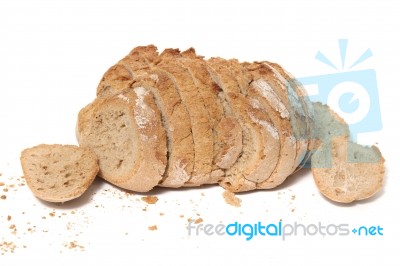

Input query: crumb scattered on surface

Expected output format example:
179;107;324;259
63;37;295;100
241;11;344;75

179;214;184;218
1;195;6;200
141;196;158;204
65;241;85;251
194;218;203;224
0;241;16;254
148;225;158;231
222;190;241;207
8;224;17;235
159;212;164;216
7;215;11;221
49;212;55;217
0;182;4;186
291;195;296;200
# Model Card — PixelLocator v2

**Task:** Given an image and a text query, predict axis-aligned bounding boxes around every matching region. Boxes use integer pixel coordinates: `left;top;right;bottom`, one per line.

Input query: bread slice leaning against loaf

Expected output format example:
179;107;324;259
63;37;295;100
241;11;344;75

77;87;167;192
20;144;99;202
311;136;385;203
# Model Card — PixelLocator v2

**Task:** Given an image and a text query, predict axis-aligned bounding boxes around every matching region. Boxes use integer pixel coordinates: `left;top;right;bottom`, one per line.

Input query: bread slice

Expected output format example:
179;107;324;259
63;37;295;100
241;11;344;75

77;88;167;192
20;144;98;202
156;48;213;186
180;48;242;183
311;136;385;203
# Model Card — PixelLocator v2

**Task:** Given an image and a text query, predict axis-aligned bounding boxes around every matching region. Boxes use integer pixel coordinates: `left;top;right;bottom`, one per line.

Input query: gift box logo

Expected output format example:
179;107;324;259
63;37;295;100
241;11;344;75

297;39;382;141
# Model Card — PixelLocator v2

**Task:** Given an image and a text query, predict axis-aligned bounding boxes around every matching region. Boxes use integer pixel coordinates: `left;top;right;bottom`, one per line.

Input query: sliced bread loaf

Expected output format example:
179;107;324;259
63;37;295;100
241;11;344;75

20;144;98;202
311;136;385;203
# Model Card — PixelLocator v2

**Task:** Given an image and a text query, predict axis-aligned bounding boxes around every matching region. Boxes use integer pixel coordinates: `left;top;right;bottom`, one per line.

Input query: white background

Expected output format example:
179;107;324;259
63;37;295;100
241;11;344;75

1;0;399;265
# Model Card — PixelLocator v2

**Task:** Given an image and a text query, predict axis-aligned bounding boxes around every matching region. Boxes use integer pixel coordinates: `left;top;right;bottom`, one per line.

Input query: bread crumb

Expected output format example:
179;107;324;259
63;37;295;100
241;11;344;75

222;190;241;207
49;212;55;217
0;182;4;186
159;212;165;216
194;218;203;224
291;195;296;200
179;214;184;218
0;241;16;254
148;225;158;231
66;241;84;251
7;215;11;221
141;196;158;204
1;195;6;200
9;224;17;235
3;188;8;192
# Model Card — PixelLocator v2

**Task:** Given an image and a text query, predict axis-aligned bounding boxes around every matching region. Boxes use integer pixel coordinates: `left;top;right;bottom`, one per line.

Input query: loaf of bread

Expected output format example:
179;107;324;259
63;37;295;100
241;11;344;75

77;45;315;192
20;45;384;204
75;45;385;201
20;144;98;202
